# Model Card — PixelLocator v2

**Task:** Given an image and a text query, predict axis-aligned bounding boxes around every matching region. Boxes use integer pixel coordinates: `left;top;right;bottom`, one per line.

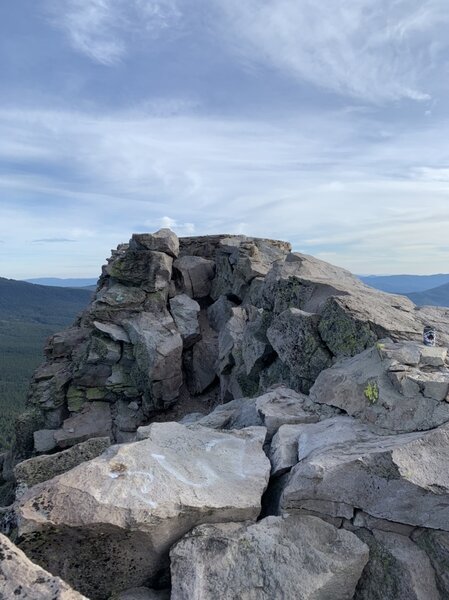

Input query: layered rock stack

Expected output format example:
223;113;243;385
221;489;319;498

12;230;449;459
2;230;449;599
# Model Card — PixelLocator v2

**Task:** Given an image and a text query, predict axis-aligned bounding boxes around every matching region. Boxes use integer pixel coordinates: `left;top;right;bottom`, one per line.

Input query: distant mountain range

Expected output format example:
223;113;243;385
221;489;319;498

25;277;98;288
359;274;449;308
406;282;449;308
359;274;449;294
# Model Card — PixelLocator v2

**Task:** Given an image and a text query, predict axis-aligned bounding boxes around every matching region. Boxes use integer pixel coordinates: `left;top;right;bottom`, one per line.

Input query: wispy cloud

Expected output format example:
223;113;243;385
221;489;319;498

46;0;182;65
2;105;449;275
212;0;449;103
45;0;449;102
32;238;76;243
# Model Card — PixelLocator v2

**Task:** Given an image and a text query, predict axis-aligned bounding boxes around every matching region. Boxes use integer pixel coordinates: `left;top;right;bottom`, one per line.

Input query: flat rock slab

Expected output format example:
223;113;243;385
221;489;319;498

310;342;449;433
17;422;270;599
281;418;449;530
53;401;112;449
170;515;369;600
255;387;320;440
0;533;88;600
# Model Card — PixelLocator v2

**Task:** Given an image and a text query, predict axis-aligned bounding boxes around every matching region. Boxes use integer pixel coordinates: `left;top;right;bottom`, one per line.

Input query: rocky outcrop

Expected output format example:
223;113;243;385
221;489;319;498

170;515;369;600
15;230;449;459
8;230;449;598
17;422;270;599
0;533;88;599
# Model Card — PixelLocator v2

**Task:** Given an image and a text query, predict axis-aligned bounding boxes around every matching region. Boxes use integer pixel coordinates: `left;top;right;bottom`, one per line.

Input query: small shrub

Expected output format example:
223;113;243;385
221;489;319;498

364;380;379;404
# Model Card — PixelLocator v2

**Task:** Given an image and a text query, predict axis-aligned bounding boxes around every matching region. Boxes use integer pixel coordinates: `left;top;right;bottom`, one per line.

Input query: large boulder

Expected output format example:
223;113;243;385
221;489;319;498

257;252;449;350
123;310;183;412
170;515;369;600
210;236;291;301
207;295;236;332
255;387;320;440
129;229;179;258
194;396;262;430
412;528;449;598
354;529;440;600
310;340;449;433
106;249;173;292
281;418;449;530
183;310;219;395
17;422;270;599
266;308;332;390
0;533;87;599
169;294;201;348
173;255;215;298
93;284;147;312
195;386;329;438
184;338;218;395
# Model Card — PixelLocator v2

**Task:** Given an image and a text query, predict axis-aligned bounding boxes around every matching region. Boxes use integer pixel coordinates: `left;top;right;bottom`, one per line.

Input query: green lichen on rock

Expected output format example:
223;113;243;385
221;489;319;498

86;388;107;401
318;298;377;358
364;380;379;404
66;387;86;412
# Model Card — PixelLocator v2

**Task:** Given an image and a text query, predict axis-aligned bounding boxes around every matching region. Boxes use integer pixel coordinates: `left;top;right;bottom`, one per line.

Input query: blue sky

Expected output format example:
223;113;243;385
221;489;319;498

1;0;449;278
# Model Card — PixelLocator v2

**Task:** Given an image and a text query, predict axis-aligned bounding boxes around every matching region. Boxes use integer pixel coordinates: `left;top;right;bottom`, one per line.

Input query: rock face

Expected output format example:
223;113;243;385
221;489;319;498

0;533;88;599
17;422;270;599
170;515;369;600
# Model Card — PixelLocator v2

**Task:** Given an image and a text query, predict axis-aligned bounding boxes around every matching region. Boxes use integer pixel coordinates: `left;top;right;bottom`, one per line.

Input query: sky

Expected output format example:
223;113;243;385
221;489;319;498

1;1;449;278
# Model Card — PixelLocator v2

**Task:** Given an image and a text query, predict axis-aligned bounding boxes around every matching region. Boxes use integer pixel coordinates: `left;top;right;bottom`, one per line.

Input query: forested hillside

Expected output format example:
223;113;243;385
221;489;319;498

0;279;92;448
406;282;449;308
